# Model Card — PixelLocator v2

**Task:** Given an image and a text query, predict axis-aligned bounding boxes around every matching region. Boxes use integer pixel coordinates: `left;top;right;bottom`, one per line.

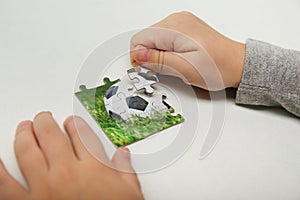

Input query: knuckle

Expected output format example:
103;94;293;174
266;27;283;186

164;11;195;29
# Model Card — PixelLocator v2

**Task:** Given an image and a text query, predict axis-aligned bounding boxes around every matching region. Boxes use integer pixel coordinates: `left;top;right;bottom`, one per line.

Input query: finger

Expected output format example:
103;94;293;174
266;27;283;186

130;45;146;68
64;116;110;164
0;159;28;200
145;49;180;76
111;147;141;192
131;46;171;74
33;112;76;167
63;116;90;160
132;46;194;78
14;120;48;188
130;27;178;68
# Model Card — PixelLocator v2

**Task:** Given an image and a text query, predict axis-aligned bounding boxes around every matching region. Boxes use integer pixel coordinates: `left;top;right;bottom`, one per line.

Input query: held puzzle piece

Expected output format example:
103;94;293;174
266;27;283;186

127;67;158;95
75;66;184;147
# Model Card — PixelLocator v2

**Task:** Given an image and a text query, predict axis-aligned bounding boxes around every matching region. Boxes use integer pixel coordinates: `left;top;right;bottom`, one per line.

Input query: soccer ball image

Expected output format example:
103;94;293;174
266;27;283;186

104;81;169;121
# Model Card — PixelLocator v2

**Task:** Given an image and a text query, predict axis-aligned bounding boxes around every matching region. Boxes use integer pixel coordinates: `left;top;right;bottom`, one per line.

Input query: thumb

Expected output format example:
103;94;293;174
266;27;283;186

111;147;141;192
131;45;191;78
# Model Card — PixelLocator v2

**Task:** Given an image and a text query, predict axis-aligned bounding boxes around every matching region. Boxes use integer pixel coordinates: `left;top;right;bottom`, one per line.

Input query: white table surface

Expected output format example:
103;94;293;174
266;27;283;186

1;0;300;199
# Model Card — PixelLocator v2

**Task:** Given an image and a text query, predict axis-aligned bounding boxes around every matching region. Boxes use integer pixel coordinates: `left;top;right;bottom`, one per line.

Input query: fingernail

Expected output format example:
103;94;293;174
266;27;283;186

134;45;150;62
17;120;31;129
134;44;146;51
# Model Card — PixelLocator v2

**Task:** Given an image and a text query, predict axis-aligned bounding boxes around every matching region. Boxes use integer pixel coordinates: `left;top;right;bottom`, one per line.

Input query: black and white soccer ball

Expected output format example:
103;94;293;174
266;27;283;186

104;81;168;121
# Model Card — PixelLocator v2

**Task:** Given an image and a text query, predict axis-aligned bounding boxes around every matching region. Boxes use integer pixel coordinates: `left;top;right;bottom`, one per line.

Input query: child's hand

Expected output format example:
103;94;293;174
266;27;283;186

0;112;143;200
130;11;246;91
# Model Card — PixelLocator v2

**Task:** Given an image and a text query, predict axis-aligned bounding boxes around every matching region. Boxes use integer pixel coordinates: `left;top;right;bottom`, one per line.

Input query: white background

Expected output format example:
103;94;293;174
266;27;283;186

1;0;300;199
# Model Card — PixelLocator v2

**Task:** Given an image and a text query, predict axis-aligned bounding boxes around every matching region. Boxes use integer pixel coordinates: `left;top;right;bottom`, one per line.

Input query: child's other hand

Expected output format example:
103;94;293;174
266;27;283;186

130;11;245;91
0;112;143;200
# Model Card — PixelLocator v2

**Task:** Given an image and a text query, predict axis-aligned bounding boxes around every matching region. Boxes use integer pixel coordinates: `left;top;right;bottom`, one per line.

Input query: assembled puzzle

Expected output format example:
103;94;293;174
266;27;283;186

75;66;184;147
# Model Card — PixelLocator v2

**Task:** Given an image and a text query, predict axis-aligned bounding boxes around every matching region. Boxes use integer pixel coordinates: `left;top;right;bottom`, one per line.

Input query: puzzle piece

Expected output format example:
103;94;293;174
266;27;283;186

104;83;131;121
127;66;158;95
152;101;168;113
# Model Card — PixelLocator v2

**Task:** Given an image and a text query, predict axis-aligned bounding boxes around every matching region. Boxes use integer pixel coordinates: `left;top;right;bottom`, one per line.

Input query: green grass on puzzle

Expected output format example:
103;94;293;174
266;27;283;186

75;77;184;147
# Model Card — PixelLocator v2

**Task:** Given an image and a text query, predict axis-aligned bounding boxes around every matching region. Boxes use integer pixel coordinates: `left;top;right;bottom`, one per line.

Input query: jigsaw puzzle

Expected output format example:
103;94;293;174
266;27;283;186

75;66;184;147
127;66;158;95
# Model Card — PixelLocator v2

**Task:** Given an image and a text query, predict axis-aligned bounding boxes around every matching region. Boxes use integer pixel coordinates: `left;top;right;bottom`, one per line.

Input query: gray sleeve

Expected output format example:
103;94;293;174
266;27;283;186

236;39;300;117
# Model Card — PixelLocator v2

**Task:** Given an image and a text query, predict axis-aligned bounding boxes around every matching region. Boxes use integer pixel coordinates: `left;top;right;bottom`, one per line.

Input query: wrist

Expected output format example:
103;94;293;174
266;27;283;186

235;42;246;88
226;41;246;88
